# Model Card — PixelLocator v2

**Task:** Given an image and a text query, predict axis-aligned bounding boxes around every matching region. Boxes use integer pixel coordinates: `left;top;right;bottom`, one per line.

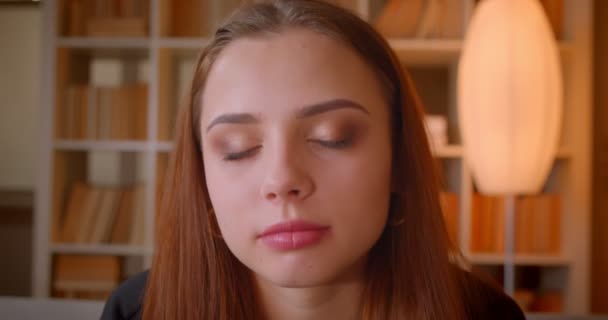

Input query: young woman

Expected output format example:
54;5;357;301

101;1;525;319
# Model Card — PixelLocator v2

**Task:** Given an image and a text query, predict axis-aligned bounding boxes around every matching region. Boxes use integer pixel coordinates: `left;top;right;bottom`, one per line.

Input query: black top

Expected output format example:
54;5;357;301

100;269;525;320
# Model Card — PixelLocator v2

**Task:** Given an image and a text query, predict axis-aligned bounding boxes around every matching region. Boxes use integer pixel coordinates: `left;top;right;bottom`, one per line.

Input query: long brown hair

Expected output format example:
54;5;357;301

144;1;466;319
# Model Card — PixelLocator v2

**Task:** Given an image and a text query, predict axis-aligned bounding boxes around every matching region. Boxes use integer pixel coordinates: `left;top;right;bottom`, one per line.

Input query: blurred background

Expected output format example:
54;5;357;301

0;0;606;318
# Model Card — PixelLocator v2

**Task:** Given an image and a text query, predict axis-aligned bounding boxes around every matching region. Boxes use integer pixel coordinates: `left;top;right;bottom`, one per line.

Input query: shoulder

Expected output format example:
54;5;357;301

457;267;526;320
100;270;149;320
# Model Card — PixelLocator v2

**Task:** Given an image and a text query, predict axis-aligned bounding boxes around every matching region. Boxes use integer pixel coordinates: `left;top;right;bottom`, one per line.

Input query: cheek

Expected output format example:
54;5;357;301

317;139;392;236
202;155;256;242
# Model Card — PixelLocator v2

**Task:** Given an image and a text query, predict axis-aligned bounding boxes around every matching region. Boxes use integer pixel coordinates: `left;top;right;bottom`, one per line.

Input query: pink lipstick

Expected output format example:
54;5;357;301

258;219;330;250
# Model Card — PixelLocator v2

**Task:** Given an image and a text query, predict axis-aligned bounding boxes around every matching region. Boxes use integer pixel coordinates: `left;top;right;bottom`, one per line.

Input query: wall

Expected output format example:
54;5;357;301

0;3;40;296
0;4;40;190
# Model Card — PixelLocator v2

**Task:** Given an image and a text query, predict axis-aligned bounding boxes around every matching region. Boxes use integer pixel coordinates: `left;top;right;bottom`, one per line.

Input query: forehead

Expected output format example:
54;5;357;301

201;28;387;118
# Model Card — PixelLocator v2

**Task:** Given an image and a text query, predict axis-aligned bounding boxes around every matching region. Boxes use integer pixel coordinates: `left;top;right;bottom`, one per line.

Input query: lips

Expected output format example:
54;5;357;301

258;219;330;250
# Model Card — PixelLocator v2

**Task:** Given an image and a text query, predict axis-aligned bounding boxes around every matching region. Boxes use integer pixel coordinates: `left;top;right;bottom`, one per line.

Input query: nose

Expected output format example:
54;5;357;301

259;148;314;203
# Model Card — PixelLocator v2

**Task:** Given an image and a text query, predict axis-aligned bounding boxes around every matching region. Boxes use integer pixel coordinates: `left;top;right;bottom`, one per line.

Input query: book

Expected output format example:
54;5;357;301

438;0;465;38
62;84;148;141
134;83;148;140
86;17;147;37
53;254;122;299
416;0;442;38
74;187;103;243
374;0;424;38
65;0;149;37
129;185;146;245
110;189;136;244
88;188;122;243
514;195;561;254
59;182;89;243
470;194;505;253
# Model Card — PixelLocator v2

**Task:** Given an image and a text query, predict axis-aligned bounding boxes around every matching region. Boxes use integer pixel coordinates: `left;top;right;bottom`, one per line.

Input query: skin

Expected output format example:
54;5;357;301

200;28;393;320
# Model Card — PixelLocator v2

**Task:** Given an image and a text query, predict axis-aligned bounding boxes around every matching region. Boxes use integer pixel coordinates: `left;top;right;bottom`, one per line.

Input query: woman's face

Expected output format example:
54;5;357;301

200;28;392;288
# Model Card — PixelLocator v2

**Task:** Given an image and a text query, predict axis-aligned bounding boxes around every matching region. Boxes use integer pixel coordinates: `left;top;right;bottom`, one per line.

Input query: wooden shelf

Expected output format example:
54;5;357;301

50;243;152;256
57;37;150;49
431;145;570;159
468;253;571;266
432;145;463;158
389;39;573;65
156;141;173;152
157;38;210;49
524;312;572;320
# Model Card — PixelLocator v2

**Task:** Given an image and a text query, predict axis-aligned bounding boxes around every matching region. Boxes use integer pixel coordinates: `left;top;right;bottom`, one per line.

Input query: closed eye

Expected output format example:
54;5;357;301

223;146;262;161
309;138;353;149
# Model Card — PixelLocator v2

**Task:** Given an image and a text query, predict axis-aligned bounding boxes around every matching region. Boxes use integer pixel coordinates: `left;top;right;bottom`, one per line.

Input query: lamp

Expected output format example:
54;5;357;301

458;0;562;294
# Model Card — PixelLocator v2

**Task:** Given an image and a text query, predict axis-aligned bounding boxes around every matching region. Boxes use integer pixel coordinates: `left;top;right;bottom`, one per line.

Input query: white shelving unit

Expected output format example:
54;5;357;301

34;0;593;315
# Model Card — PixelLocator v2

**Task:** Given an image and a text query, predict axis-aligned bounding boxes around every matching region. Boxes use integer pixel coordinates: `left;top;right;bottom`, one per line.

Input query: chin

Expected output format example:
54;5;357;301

259;268;338;288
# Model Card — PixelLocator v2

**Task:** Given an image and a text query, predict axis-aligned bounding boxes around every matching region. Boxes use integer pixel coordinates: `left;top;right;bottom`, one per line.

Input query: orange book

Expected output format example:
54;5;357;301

481;195;494;252
124;86;135;140
74;187;103;243
140;83;149;140
110;88;122;140
77;85;88;139
67;0;86;36
97;87;112;140
86;17;147;37
548;194;562;254
534;195;549;253
172;0;206;37
53;254;122;296
438;0;464;38
64;86;78;139
470;194;482;252
89;188;122;243
374;0;423;38
129;185;146;245
493;196;505;253
523;196;536;254
86;85;98;139
110;188;135;244
514;197;526;254
58;182;89;243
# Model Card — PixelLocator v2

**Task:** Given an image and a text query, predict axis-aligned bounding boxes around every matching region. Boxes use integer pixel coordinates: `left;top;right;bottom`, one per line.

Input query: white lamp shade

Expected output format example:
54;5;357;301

458;0;563;195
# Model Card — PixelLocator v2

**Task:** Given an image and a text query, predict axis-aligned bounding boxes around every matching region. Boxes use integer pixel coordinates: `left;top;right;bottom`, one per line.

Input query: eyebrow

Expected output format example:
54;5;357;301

205;99;369;132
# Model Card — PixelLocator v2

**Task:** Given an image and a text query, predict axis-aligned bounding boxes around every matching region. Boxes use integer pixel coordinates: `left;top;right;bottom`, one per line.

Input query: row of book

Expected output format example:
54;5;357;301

53;255;121;300
374;0;464;39
56;182;145;245
58;84;148;141
60;0;563;39
375;0;562;39
470;194;561;254
166;0;242;37
65;0;149;37
474;0;563;38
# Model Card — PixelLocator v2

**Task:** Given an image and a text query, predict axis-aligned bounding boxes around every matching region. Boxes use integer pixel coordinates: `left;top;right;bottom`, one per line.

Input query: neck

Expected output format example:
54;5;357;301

254;263;366;320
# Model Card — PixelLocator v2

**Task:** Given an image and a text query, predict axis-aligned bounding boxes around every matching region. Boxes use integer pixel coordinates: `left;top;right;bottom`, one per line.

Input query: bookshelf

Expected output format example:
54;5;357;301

34;0;593;315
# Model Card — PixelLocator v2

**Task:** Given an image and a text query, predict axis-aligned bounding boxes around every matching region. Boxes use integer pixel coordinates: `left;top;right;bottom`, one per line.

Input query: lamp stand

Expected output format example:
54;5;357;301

504;194;516;295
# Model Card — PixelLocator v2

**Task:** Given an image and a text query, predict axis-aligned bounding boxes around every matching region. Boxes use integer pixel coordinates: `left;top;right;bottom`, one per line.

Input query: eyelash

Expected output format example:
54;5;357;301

310;138;353;149
222;138;353;161
223;146;261;161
